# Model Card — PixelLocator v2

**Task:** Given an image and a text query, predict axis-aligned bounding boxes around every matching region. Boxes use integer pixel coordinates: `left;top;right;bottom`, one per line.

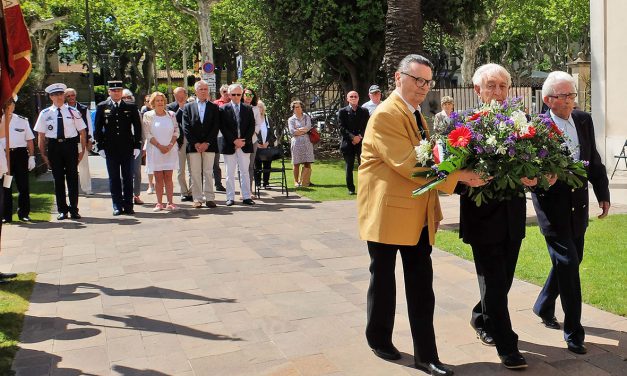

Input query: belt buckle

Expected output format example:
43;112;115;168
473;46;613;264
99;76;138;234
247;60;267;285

58;138;65;143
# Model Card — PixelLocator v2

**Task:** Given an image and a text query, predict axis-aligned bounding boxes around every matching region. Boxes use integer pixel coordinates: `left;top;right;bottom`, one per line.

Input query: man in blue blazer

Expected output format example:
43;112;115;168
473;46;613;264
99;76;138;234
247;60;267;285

531;71;610;355
219;83;256;206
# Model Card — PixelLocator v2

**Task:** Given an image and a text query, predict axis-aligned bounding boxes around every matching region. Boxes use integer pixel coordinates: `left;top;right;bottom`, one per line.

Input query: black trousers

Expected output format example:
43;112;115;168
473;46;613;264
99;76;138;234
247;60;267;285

254;159;272;186
48;140;79;215
342;144;361;192
533;235;585;344
366;227;439;363
3;147;30;220
213;136;223;186
105;153;134;211
470;239;521;355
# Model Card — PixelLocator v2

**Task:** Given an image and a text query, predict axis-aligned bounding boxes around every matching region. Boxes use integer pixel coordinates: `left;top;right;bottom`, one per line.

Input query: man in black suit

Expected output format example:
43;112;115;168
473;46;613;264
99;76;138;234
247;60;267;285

337;90;369;195
219;83;255;206
458;64;538;369
94;81;142;216
531;71;610;355
167;87;193;202
182;81;221;208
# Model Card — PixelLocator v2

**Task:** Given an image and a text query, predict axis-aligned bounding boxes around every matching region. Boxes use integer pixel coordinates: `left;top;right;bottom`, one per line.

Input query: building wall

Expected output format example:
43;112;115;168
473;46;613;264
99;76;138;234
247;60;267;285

591;0;627;168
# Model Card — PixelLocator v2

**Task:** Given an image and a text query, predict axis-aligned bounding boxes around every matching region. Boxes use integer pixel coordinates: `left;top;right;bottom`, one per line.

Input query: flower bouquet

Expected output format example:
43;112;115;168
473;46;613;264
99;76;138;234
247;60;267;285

412;98;587;206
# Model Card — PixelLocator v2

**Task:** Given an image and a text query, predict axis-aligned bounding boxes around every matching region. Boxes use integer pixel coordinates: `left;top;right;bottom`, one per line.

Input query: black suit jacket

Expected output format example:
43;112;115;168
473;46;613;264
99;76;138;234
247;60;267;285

219;102;255;154
94;98;142;157
337;105;369;152
531;110;610;238
167;101;187;146
181;100;221;154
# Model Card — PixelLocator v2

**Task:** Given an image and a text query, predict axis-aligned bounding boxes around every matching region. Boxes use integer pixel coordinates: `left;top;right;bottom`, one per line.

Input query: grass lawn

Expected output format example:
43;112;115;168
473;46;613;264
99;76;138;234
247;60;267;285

0;273;36;375
436;214;627;316
287;159;358;201
5;175;54;223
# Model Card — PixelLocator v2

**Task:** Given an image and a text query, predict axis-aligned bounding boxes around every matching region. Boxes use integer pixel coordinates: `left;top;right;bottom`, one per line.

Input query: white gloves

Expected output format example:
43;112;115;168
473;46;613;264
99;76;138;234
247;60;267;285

28;156;36;171
99;150;106;159
133;149;141;158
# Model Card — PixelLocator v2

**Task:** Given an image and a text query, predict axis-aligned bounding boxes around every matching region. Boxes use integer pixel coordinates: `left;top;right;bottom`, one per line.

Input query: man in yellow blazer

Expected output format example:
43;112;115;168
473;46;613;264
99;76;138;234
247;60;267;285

357;54;485;376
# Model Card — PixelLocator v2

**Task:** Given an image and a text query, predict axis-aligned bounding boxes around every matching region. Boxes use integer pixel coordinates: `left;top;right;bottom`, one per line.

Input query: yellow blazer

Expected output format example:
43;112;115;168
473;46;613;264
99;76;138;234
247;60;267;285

357;92;460;246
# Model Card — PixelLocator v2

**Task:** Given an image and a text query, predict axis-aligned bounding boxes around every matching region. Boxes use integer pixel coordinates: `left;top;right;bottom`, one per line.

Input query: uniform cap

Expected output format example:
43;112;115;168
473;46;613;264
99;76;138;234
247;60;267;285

107;80;124;90
368;85;381;93
45;83;67;94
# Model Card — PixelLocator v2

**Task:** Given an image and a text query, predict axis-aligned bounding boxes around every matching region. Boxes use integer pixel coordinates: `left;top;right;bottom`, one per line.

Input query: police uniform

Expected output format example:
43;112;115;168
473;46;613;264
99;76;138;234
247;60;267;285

94;81;142;214
2;113;35;222
34;84;87;218
69;100;93;194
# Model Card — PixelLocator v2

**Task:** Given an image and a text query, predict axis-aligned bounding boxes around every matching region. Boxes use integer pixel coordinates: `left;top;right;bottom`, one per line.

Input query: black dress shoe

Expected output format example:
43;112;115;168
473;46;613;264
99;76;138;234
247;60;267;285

225;200;235;206
475;328;495;346
112;209;123;216
70;213;81;220
216;185;226;192
124;208;135;215
540;316;561;329
2;218;11;223
57;213;68;220
371;345;401;360
181;195;193;202
242;199;255;205
348;190;356;195
19;216;31;222
499;352;528;369
415;360;454;375
0;272;18;279
567;341;587;354
206;201;217;208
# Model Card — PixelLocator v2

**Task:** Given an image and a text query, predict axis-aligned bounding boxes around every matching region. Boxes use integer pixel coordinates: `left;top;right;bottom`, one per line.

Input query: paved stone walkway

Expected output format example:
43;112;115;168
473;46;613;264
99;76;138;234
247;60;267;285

1;157;626;375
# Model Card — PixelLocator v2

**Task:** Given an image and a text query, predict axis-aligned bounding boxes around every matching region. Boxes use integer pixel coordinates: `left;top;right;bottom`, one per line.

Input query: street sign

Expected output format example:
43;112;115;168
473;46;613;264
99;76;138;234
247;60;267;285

202;61;214;74
201;72;217;91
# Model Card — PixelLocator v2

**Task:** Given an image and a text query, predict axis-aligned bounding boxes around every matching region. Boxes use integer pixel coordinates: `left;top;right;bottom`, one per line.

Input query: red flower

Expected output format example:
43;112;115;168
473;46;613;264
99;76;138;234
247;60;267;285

469;111;488;121
519;125;536;139
549;121;563;136
448;126;472;147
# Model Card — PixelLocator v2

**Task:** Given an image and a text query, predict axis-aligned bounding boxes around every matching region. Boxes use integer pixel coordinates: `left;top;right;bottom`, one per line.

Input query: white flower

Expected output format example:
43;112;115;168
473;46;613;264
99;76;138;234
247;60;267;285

414;140;433;166
497;145;507;155
486;135;497;146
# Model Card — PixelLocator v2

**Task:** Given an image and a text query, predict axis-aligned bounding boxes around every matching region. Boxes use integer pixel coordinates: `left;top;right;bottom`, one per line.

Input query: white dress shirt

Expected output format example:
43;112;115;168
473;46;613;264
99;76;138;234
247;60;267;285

34;104;86;138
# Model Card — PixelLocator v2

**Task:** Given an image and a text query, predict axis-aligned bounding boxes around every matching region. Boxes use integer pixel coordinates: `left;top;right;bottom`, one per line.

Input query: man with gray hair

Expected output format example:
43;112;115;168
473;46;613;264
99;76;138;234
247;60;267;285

167;86;193;201
531;71;610;355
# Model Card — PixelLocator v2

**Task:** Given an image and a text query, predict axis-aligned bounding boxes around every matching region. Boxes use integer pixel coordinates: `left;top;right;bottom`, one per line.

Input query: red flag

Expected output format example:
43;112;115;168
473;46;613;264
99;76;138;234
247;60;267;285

1;0;32;108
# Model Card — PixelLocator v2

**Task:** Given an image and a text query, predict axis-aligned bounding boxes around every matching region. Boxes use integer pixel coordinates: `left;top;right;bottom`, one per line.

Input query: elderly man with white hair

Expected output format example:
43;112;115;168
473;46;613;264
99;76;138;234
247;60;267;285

531;71;610;355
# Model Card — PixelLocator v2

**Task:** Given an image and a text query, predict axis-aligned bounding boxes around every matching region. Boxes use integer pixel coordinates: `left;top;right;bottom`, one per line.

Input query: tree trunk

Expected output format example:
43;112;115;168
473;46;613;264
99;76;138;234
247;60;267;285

182;47;188;88
383;0;423;89
164;50;173;101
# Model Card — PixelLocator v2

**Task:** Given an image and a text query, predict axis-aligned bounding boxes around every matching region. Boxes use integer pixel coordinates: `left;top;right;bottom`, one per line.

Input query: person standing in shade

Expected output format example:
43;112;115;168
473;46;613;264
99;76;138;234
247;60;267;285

0;114;18;281
167;87;193;202
65;87;93;195
361;85;382;115
337;90;369;195
531;71;610;355
2;97;35;223
94;81;142;216
212;84;230;192
34;83;87;220
219;83;256;206
182;80;221;209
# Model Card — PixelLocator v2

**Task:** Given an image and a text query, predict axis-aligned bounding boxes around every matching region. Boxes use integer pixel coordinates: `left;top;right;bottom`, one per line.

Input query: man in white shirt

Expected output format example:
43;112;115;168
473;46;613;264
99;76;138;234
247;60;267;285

361;85;382;115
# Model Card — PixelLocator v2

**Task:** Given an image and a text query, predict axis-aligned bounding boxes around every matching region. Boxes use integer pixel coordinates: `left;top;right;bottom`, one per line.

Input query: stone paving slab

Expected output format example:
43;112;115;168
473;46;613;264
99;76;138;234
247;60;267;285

1;157;626;375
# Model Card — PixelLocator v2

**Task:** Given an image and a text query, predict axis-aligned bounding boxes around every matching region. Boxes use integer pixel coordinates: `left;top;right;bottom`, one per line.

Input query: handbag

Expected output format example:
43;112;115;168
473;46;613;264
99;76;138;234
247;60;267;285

308;127;321;144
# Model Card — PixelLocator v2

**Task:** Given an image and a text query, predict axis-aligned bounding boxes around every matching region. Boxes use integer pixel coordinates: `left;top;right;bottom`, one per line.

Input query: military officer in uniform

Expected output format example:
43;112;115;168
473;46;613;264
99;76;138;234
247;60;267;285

65;87;93;195
34;83;87;220
94;80;142;216
2;96;36;223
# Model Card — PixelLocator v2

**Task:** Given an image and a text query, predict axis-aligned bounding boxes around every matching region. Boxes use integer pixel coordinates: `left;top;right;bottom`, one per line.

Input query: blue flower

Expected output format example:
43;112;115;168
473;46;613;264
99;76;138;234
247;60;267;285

508;147;516;157
538;149;548;158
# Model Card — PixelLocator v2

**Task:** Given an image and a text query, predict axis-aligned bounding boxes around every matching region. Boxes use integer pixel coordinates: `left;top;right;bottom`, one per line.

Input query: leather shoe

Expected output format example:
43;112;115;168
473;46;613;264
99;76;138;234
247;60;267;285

0;272;18;279
57;213;68;220
225;200;235;206
124;208;135;215
70;213;82;220
415;360;454;376
540;316;561;329
567;341;587;354
206;201;217;208
499;352;527;369
371;345;401;360
243;199;255;205
112;209;122;216
475;328;495;346
181;195;193;202
216;185;226;192
348;190;356;195
20;216;31;222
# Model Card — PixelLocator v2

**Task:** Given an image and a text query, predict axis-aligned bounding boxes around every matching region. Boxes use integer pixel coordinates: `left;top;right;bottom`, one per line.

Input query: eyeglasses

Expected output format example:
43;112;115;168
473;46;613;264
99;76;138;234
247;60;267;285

230;93;242;97
244;93;253;97
548;93;577;100
400;72;436;89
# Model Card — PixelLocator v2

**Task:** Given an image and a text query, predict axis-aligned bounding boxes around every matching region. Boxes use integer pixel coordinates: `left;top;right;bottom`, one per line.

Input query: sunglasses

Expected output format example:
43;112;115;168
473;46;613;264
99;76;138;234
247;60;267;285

244;93;253;97
230;93;242;97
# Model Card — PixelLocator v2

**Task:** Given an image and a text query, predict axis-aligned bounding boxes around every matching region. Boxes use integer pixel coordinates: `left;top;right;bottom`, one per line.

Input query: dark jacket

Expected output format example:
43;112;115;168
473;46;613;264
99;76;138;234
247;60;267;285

337;104;369;152
219;102;256;154
181;100;221;154
166;101;187;146
94;98;142;157
531;110;610;238
256;116;277;147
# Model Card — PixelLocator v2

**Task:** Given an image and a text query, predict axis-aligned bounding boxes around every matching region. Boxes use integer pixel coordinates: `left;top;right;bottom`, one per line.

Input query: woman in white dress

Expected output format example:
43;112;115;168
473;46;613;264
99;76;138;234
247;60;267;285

142;92;179;211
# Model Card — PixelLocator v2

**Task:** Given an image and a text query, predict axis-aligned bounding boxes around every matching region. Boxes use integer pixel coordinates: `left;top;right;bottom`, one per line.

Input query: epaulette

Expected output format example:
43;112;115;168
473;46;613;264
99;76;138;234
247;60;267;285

41;108;51;113
15;114;28;120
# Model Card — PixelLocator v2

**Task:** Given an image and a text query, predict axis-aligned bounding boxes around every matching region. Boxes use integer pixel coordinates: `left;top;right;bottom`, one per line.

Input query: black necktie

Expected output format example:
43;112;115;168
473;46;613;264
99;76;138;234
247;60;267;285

57;108;65;139
414;110;426;139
